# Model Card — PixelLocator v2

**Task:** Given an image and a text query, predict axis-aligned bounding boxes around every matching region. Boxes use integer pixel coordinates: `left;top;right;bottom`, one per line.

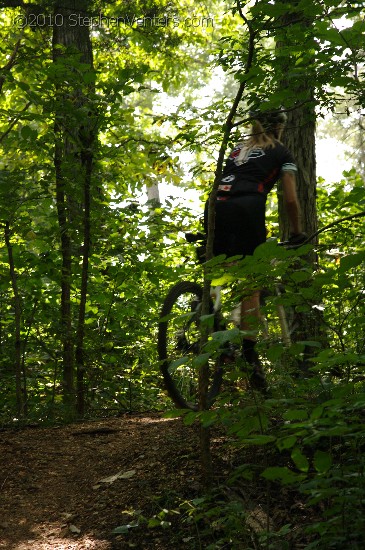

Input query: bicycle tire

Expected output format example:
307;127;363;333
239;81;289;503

158;280;223;410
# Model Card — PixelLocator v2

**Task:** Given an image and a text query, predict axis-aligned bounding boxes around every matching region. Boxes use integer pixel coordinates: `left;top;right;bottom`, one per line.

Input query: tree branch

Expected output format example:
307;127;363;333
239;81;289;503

0;32;24;93
312;210;365;242
0;101;32;143
198;7;257;420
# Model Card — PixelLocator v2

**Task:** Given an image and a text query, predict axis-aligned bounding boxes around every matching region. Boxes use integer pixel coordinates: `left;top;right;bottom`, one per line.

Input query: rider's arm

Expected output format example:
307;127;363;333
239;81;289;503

281;171;302;235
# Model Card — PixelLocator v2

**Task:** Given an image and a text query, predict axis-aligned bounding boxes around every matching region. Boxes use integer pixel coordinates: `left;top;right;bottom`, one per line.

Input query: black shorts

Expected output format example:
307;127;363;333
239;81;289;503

204;194;266;258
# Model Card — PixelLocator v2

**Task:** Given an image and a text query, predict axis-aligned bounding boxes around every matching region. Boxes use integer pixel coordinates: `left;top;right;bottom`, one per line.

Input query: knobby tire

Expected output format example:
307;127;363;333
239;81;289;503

158;281;223;410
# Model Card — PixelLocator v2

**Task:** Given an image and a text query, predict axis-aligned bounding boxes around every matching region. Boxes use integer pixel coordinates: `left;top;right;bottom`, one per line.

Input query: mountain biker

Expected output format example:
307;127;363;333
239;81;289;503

204;108;307;392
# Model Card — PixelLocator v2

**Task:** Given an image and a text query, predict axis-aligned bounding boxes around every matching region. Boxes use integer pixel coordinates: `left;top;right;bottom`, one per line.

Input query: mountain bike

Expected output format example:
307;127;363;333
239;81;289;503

157;233;306;410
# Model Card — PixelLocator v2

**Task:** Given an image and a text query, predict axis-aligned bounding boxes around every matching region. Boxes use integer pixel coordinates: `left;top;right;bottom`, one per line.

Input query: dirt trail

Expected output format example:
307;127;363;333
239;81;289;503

0;414;206;549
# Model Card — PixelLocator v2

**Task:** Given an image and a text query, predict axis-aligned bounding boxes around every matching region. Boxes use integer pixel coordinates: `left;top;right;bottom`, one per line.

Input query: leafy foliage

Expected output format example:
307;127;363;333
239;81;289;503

0;0;365;546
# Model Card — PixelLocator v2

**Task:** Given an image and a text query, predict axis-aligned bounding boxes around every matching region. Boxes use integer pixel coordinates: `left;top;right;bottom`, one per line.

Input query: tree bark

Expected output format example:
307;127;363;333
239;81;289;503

146;182;161;205
275;7;318;242
76;151;93;417
4;221;25;416
275;7;325;367
278;105;318;242
54;137;74;404
52;0;94;410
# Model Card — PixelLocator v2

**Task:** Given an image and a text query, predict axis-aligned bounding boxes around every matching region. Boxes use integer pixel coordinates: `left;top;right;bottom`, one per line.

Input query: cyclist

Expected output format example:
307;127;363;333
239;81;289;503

204;108;307;391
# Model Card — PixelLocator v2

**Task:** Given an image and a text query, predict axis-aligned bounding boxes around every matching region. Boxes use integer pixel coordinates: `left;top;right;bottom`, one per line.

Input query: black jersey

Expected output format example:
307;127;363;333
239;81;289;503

217;140;297;199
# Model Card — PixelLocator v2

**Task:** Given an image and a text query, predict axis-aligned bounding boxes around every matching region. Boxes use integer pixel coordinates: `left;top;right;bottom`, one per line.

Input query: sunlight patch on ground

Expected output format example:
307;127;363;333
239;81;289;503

128;415;178;424
8;538;110;550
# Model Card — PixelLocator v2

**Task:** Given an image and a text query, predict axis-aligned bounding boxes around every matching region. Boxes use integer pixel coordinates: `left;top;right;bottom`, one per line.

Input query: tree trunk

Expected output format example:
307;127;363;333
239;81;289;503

276;8;325;368
146;182;161;205
76;151;93;417
275;6;318;242
54;140;74;405
4;221;25;416
278;105;318;242
199;14;257;488
52;1;94;410
280;105;326;366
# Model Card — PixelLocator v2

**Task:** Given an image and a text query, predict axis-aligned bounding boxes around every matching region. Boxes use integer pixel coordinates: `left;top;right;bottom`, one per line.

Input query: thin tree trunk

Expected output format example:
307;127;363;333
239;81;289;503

76;153;93;416
20;299;38;417
146;182;161;205
4;221;24;416
54;142;74;404
199;10;257;488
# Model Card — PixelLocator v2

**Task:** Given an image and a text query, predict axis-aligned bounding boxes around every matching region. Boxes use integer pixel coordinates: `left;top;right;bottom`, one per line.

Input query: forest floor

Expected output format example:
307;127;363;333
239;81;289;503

0;412;235;550
0;411;312;549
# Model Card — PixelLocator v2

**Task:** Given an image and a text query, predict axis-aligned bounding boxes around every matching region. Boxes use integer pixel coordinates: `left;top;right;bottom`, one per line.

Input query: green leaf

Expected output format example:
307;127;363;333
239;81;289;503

310;405;324;420
290;270;311;283
204;254;228;267
112;523;138;534
277;435;297;451
291;447;309;473
266;343;285;361
200;410;218;428
313;450;332;473
148;518;162;528
289;343;305;356
283;409;308;421
159;311;189;323
17;81;30;91
212;327;240;344
200;314;215;327
20;126;38;140
169;357;189;371
192;352;211;368
261;466;305;485
240;435;276;445
297;340;322;348
339;251;365;271
112;525;129;534
192;497;206;506
183;411;198;426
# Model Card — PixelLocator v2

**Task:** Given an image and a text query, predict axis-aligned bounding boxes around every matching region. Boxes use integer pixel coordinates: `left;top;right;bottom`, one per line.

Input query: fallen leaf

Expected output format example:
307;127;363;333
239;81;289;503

99;469;136;484
112;522;138;535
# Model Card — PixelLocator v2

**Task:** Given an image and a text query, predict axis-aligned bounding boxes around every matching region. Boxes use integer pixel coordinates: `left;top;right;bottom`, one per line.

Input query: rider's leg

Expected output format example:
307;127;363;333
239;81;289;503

240;291;267;391
240;291;260;334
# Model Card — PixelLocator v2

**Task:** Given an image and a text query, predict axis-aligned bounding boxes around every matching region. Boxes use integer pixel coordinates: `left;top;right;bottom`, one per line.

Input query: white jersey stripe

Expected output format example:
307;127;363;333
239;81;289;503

281;162;297;172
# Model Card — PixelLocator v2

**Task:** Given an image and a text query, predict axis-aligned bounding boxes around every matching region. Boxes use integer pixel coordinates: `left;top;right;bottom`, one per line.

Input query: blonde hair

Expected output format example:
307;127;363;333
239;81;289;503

233;118;286;165
246;119;285;149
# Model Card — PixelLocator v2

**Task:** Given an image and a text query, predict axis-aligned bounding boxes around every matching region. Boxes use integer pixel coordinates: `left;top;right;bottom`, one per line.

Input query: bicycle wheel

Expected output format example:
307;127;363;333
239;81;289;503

158;280;223;410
